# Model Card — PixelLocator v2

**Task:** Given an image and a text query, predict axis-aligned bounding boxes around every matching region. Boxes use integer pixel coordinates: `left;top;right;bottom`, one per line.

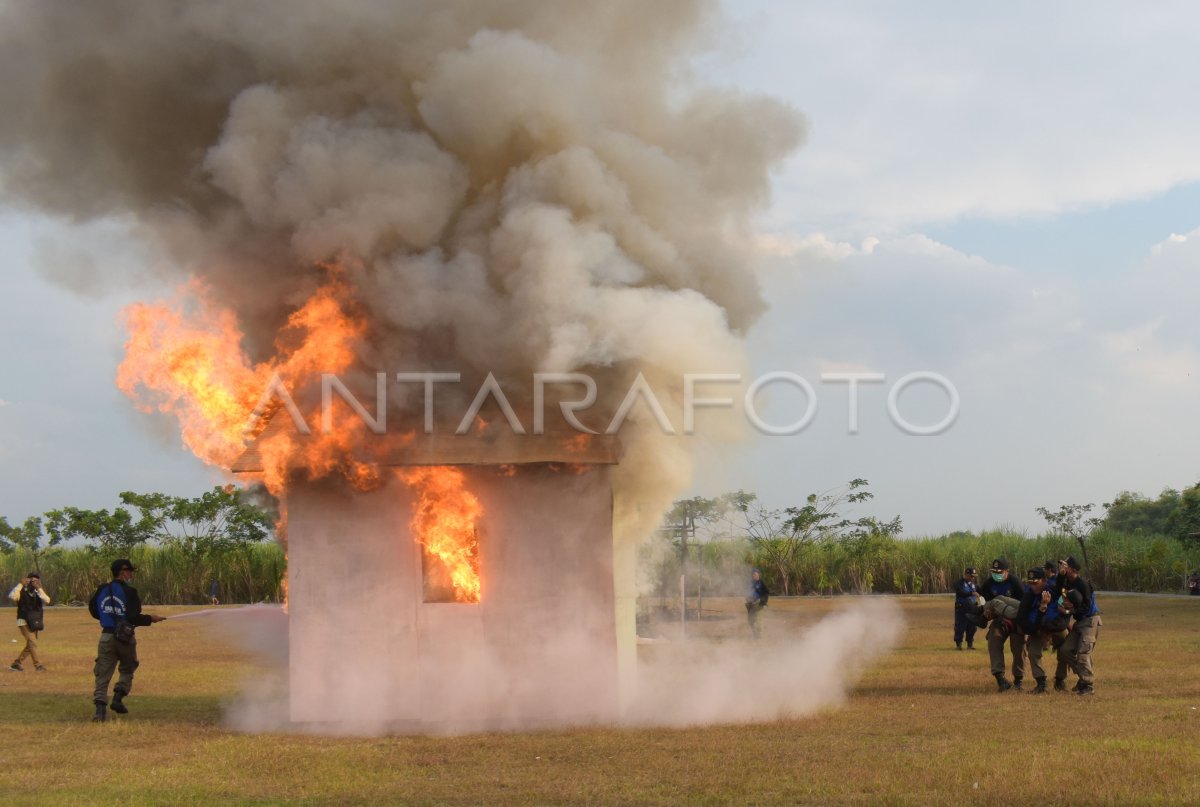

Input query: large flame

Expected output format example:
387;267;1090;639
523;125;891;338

400;467;483;603
117;271;372;496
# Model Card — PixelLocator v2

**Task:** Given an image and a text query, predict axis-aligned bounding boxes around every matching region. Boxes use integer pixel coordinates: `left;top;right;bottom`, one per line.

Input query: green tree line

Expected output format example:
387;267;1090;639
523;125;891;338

650;480;1200;597
1;485;284;605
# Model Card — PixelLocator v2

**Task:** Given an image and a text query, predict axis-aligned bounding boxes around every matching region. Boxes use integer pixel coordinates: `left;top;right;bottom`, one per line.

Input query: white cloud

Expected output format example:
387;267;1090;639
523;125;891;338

1150;229;1193;256
712;1;1200;234
708;227;1200;533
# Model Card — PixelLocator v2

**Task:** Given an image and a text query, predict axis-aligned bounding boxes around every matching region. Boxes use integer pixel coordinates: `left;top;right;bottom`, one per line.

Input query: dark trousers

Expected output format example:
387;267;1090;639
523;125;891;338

93;634;140;704
953;609;976;646
745;602;764;638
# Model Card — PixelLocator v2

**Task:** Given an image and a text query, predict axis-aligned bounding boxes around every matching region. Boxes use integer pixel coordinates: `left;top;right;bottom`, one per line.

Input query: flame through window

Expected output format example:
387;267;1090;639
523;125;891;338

400;467;482;603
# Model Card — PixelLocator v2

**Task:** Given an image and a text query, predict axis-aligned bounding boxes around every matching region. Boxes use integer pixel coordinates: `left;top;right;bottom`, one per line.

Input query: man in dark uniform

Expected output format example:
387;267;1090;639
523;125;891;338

1057;555;1101;695
88;559;166;721
745;569;769;639
952;567;980;650
979;557;1026;691
1015;567;1064;694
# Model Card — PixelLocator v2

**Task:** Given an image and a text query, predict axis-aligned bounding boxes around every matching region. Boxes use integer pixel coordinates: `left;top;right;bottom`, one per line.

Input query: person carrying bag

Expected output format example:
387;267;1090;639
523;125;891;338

8;571;50;672
87;559;165;721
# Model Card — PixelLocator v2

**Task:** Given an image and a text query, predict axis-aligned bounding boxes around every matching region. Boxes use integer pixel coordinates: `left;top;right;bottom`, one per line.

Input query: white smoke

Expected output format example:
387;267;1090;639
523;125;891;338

203;597;906;735
630;598;906;726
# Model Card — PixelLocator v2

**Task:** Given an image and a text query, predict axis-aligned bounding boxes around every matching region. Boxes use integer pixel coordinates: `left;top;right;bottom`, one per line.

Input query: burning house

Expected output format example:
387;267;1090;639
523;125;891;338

0;0;809;732
232;417;632;729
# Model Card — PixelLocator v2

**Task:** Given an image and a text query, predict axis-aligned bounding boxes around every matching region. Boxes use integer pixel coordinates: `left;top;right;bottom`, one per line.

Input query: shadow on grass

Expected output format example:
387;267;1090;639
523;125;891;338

0;692;226;726
855;682;1032;697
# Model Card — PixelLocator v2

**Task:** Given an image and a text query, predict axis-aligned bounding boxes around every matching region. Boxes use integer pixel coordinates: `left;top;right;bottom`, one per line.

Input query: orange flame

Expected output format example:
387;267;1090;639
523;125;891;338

117;273;372;495
400;467;483;603
565;433;592;453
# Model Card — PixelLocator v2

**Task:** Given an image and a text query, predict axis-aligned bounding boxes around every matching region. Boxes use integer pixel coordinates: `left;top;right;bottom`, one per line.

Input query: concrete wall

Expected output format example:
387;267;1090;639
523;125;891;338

287;464;619;730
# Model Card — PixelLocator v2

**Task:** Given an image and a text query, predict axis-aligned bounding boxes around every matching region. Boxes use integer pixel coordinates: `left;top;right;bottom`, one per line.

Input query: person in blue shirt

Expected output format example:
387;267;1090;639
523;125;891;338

745;569;769;639
1056;555;1101;695
1014;567;1070;694
979;558;1026;692
1042;560;1060;597
88;559;166;721
952;567;980;650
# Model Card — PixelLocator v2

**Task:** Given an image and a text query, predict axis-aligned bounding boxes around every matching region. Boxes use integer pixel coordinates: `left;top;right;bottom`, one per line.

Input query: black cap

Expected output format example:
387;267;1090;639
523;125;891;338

1065;556;1082;571
990;558;1010;572
1065;590;1084;608
1025;568;1045;582
964;567;977;576
26;571;40;579
111;558;137;575
1043;560;1057;572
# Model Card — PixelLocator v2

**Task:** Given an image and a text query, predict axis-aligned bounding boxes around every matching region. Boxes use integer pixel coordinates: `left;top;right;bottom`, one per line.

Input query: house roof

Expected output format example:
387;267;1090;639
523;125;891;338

230;412;620;472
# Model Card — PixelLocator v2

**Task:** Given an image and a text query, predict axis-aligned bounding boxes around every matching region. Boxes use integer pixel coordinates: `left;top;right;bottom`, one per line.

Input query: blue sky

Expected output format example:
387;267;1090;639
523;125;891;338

2;3;1198;535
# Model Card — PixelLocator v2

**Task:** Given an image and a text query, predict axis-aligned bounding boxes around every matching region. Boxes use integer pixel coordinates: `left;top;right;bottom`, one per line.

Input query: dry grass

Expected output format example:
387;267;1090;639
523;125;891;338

2;596;1198;806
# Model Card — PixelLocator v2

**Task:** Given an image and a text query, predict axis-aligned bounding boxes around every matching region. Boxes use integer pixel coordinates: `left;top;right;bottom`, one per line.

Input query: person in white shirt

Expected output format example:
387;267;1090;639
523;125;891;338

8;571;50;672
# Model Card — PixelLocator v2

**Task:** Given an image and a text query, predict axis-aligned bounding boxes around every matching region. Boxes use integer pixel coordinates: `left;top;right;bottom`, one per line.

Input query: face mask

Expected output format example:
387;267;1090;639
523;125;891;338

991;572;1005;583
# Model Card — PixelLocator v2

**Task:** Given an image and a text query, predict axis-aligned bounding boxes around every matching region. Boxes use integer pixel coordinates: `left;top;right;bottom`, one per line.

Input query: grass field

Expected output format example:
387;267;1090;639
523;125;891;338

2;595;1198;806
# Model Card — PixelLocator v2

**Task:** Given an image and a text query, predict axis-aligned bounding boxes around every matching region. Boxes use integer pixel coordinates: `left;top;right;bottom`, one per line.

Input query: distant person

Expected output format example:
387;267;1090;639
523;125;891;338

952;567;980;650
8;571;50;672
1056;555;1101;695
1188;572;1199;596
210;579;220;606
745;569;769;639
979;558;1026;692
88;559;166;722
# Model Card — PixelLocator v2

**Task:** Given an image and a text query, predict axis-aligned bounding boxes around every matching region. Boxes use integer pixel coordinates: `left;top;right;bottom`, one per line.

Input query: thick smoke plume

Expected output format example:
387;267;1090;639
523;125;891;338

0;1;803;540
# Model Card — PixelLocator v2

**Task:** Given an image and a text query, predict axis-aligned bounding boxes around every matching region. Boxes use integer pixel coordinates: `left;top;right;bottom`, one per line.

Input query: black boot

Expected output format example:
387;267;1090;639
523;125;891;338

110;689;128;715
1053;678;1067;692
966;641;975;650
1013;678;1024;691
994;673;1012;692
1076;682;1094;696
92;701;107;722
1030;677;1047;695
956;642;962;651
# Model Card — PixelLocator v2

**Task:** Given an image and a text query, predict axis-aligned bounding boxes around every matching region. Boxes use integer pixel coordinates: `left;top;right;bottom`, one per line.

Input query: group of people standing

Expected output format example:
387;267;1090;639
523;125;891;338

953;556;1101;695
7;559;166;722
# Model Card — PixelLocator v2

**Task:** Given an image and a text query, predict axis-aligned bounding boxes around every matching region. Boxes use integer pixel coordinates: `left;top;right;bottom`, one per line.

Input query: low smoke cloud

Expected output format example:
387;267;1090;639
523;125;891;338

630;598;906;727
202;598;905;735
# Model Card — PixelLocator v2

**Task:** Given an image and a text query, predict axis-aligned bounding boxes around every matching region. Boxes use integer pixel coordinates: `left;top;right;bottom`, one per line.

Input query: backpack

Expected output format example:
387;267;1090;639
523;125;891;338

92;582;128;629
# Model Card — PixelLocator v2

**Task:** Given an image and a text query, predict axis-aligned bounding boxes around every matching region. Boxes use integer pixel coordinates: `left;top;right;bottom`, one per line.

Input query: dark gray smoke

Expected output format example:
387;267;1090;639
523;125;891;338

0;0;803;549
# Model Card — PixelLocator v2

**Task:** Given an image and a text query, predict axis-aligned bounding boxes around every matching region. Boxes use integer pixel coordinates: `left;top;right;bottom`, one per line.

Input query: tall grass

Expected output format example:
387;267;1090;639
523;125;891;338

8;527;1196;608
651;529;1200;597
0;543;285;606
